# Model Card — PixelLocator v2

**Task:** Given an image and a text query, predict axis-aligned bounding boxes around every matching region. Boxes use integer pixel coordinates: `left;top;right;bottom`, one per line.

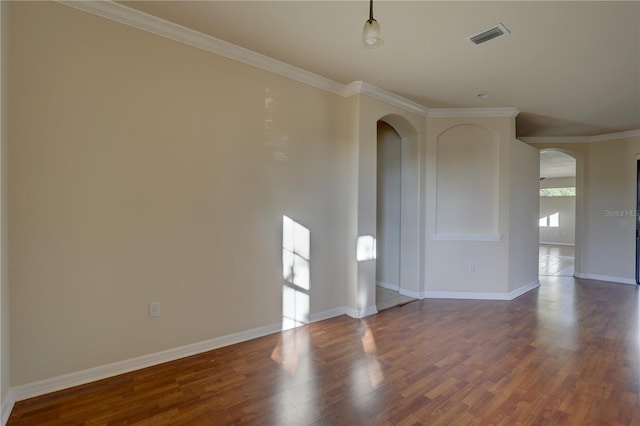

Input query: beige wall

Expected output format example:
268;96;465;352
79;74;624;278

355;95;424;310
508;140;540;292
582;137;639;281
0;0;9;407
423;117;539;296
435;124;499;236
425;117;513;294
532;137;640;283
8;2;353;385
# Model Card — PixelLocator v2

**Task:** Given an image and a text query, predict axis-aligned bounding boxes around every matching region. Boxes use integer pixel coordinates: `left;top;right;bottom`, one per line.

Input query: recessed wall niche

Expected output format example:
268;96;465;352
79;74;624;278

435;124;499;236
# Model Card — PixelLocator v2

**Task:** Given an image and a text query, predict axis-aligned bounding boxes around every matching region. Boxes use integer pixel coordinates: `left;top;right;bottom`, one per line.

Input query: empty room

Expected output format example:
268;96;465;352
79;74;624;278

1;1;639;424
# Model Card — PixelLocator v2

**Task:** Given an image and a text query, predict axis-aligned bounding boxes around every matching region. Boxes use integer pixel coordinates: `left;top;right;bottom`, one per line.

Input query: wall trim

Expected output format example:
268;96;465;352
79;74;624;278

424;281;539;301
574;273;637;286
345;305;378;319
428;107;520;118
376;281;399;291
309;307;347;323
8;307;347;404
433;234;503;242
424;290;513;301
398;288;422;299
508;280;541;299
345;81;430;116
1;389;15;426
58;0;346;96
521;129;640;144
58;0;423;115
56;1;526;121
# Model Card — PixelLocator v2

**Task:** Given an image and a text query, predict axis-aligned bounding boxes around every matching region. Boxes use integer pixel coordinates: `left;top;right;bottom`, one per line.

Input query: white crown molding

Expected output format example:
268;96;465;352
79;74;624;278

56;2;530;122
428;107;520;118
55;2;635;139
589;129;640;142
519;136;586;144
520;129;640;144
345;81;430;116
58;0;345;96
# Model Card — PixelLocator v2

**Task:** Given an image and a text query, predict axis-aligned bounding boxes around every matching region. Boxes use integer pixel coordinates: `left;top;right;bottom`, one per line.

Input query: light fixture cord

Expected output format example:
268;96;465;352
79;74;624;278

368;0;374;23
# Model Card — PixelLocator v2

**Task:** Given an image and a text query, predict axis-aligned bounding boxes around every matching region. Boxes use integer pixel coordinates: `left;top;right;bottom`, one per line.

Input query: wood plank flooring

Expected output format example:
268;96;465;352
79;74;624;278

8;276;640;425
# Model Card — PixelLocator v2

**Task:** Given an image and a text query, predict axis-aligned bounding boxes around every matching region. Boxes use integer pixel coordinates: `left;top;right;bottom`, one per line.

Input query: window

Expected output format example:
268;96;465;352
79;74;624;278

540;187;576;197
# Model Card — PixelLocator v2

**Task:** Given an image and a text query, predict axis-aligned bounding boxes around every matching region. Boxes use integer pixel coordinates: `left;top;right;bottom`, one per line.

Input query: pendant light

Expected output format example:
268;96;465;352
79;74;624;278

362;0;383;49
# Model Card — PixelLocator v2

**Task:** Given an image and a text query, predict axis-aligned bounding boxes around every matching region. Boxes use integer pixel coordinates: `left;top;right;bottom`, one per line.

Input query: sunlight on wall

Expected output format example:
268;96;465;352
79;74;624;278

357;235;377;261
539;212;560;228
264;88;289;161
282;216;310;330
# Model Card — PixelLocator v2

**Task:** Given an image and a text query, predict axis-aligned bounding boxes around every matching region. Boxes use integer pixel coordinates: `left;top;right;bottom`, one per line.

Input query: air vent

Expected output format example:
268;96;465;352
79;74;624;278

466;23;510;46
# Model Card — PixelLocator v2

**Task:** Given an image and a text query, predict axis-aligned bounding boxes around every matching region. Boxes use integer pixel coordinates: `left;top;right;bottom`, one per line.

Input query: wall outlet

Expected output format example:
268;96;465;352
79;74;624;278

149;302;160;318
468;263;477;273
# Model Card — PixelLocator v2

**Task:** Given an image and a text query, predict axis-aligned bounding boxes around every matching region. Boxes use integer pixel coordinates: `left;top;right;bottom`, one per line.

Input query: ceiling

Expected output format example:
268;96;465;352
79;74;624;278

539;150;575;179
119;1;640;138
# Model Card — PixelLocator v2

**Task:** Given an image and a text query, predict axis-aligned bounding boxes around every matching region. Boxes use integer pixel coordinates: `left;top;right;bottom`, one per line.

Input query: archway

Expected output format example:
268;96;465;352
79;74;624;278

373;114;420;310
538;148;583;278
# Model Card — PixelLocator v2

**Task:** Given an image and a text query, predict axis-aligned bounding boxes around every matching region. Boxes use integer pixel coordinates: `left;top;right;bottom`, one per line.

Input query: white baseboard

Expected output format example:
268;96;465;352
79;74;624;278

309;307;347;323
398;288;422;299
574;273;637;285
1;389;15;426
377;282;420;300
540;242;575;247
423;280;540;301
8;306;348;405
423;290;512;300
345;305;378;318
508;280;541;299
376;281;399;291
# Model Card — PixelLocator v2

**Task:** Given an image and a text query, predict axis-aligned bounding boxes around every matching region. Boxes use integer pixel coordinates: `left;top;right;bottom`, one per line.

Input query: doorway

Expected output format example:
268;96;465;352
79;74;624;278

538;150;576;277
375;121;416;310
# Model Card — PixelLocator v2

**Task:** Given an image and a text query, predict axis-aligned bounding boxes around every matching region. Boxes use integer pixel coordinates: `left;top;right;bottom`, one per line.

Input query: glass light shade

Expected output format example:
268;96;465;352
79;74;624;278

362;19;383;49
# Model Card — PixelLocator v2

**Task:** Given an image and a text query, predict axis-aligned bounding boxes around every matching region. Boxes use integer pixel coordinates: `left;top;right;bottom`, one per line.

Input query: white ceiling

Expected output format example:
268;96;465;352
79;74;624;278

119;1;640;138
540;150;576;179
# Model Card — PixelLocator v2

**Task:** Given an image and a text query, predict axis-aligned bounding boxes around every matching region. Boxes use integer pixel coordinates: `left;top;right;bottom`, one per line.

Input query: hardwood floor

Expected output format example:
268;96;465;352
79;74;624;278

8;276;640;425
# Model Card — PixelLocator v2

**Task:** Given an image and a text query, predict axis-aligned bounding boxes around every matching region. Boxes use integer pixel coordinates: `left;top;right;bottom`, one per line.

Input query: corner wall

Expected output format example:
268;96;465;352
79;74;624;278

508;140;540;292
8;1;353;387
582;137;640;282
424;116;512;296
531;135;640;284
423;115;539;298
353;95;425;314
0;0;10;419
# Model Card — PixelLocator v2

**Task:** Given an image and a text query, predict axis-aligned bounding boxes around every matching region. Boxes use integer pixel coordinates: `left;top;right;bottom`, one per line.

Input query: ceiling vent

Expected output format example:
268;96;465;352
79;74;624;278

466;23;510;46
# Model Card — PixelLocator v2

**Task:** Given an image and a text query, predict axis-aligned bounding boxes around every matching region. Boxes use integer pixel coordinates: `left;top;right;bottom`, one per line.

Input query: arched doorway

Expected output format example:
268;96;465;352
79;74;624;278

538;149;581;278
372;115;420;310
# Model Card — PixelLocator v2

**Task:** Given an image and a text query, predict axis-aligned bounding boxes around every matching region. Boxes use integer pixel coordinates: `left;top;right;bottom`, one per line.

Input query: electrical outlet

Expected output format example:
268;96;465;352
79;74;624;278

149;302;160;318
468;263;477;273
